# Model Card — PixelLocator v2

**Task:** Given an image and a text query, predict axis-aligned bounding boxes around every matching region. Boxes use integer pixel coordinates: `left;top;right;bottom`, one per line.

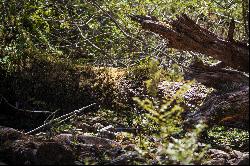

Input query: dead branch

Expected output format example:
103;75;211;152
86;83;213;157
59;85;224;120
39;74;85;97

130;14;249;129
0;94;52;114
25;103;96;135
130;14;249;73
184;86;249;130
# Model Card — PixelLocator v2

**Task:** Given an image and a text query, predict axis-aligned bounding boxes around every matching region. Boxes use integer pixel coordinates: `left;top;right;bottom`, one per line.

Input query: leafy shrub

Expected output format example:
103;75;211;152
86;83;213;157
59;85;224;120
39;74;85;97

132;72;209;164
128;57;183;97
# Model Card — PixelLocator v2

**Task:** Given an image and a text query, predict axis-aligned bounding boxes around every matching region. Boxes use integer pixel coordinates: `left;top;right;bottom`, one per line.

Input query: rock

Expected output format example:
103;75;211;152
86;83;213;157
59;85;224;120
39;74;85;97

206;149;231;165
53;134;73;145
235;153;249;165
0;126;22;143
207;149;231;160
93;123;104;130
108;151;143;165
205;158;226;165
206;149;249;165
78;123;95;133
228;158;238;165
3;140;38;165
12;147;37;165
36;142;74;165
98;125;116;139
230;150;243;159
77;135;120;148
97;131;116;140
76;144;100;160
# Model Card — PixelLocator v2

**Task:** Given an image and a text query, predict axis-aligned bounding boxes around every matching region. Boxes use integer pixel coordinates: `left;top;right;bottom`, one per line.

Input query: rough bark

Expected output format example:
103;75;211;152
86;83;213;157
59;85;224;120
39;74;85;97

184;86;249;130
130;14;249;73
186;59;249;90
130;14;249;129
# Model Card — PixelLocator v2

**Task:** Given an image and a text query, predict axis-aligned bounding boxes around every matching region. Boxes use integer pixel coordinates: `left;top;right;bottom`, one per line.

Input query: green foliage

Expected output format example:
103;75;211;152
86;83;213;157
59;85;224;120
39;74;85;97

51;123;74;134
0;0;150;68
208;126;249;151
2;0;247;72
133;78;192;136
128;57;162;84
128;57;184;97
163;124;209;165
132;75;208;164
0;1;248;164
128;58;209;165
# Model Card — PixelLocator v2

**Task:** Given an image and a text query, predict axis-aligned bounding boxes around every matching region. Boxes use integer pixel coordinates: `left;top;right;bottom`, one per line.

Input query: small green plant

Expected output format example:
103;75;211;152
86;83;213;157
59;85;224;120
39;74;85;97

163;124;209;165
128;57;184;97
133;79;193;136
51;123;74;134
207;126;249;151
133;75;208;164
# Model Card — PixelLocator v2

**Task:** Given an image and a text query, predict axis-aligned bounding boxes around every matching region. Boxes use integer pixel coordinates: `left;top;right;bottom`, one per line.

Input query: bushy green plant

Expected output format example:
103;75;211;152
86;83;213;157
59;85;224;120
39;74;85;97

132;73;209;164
133;78;192;136
128;57;184;97
163;124;209;165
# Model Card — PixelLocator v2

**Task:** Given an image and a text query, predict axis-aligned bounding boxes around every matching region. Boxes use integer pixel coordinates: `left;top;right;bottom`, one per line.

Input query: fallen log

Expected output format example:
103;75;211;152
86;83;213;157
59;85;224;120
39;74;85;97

130;14;249;129
184;86;249;130
184;60;249;129
186;59;249;90
130;14;249;73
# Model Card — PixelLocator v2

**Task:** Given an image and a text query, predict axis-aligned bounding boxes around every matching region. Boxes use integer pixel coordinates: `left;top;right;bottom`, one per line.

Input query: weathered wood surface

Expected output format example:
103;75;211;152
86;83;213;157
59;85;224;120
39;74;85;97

131;14;249;129
186;59;249;89
184;86;249;129
130;14;249;73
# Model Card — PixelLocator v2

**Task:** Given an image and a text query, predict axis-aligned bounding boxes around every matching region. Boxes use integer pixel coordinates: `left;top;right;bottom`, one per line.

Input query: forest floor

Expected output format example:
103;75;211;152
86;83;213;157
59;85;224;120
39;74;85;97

0;61;249;165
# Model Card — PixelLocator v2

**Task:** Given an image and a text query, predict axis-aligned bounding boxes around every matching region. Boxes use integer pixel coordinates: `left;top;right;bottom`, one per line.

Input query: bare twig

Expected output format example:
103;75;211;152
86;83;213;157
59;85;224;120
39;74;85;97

84;1;192;70
0;95;52;114
25;103;96;135
44;109;60;124
85;0;133;39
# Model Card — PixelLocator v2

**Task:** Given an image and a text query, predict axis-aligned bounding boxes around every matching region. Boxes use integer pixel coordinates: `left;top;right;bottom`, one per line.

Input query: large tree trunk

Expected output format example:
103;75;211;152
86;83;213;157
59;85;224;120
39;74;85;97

130;14;249;129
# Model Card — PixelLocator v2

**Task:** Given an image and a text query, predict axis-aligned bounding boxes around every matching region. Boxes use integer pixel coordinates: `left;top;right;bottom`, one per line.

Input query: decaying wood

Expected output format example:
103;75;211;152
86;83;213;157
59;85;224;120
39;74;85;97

186;59;249;89
131;14;249;129
184;86;249;130
130;14;249;73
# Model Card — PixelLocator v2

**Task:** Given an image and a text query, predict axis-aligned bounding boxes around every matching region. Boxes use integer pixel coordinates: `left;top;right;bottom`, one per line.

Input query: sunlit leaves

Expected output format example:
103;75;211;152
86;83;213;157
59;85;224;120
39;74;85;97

1;0;248;70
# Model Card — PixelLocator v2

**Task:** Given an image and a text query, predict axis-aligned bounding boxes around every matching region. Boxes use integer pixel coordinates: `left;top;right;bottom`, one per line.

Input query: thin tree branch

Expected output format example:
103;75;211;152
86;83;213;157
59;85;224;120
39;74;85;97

0;94;52;114
25;103;96;135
